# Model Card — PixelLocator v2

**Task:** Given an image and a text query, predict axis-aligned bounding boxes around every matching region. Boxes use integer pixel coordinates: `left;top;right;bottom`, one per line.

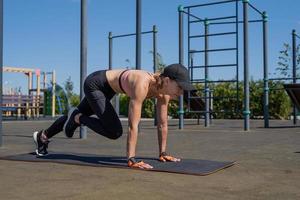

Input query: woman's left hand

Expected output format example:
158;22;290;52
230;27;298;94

159;152;181;162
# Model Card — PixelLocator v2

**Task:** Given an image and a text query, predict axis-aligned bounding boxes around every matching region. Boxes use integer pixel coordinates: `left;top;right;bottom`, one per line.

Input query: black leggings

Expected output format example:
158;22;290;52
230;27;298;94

44;70;123;140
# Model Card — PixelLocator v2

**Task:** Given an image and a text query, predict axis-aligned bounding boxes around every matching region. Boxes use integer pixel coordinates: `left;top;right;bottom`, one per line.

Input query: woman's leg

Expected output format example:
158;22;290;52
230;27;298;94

63;69;122;140
43;115;67;139
33;115;68;156
78;90;123;140
43;97;94;139
33;97;96;156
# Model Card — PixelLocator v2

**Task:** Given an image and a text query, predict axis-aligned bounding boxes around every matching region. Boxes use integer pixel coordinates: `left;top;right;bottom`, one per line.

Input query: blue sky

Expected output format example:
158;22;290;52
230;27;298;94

3;0;300;94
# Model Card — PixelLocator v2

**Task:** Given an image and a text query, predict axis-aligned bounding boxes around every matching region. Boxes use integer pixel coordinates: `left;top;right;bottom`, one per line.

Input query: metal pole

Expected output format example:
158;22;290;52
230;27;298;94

28;72;32;95
136;0;142;133
153;25;158;126
189;53;193;113
204;19;210;127
153;25;157;73
108;32;113;70
243;0;250;131
109;32;119;116
178;5;184;129
51;70;56;118
136;0;141;70
43;72;46;117
187;8;193;122
263;12;269;128
235;0;240;114
0;0;3;146
36;72;40;118
80;0;87;139
292;29;297;124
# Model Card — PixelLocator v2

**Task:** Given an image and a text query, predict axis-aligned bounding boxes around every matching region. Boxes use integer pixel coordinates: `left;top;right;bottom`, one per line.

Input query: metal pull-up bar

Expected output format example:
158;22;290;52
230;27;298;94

110;30;154;39
108;25;158;71
184;0;240;9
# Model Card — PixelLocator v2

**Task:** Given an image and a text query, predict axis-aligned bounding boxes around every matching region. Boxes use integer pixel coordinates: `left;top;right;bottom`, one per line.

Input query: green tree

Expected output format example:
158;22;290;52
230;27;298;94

64;76;74;99
69;93;80;108
63;76;80;108
149;51;166;72
275;43;300;77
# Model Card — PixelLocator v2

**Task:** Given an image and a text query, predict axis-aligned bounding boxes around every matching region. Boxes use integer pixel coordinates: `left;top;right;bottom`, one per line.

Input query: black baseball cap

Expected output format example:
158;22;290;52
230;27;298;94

161;64;195;91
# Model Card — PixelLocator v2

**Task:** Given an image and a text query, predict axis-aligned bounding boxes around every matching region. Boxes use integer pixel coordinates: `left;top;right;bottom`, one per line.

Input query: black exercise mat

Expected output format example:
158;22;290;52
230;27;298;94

284;83;300;110
0;152;235;176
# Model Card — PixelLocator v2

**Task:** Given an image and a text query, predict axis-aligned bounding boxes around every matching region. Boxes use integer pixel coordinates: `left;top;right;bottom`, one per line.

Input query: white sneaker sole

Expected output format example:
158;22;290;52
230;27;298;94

33;131;46;157
63;107;77;137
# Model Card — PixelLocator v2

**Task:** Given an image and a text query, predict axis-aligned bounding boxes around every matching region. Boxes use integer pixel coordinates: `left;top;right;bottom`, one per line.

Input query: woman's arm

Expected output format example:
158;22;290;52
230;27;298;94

156;95;181;162
127;80;153;169
156;95;170;154
127;97;143;159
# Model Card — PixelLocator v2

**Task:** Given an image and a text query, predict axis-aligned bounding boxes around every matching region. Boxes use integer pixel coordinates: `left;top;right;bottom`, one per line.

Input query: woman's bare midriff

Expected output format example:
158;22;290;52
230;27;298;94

105;69;124;93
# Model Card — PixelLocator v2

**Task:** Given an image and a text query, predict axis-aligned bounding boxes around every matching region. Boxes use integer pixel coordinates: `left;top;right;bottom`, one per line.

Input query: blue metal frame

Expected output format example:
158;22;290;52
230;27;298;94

178;0;267;131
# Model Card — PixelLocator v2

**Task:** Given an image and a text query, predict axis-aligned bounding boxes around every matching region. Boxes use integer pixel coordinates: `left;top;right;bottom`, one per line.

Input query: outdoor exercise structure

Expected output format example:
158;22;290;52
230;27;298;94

0;0;299;147
108;25;158;116
108;26;157;71
0;1;58;144
1;65;68;119
282;30;300;122
79;0;147;138
0;0;147;143
107;0;160;126
2;66;57;118
178;0;268;131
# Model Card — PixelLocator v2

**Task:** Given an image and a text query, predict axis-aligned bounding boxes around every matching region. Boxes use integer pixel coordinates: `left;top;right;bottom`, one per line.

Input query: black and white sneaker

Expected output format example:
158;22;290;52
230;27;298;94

33;130;49;157
63;107;80;138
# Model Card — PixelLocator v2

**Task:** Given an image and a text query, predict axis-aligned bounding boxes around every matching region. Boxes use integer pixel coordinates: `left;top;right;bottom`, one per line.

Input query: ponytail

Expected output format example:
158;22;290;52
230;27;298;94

153;73;164;90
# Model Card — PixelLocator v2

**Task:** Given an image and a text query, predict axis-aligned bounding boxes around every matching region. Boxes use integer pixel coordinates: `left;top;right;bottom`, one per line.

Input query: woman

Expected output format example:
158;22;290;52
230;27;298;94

33;63;195;169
